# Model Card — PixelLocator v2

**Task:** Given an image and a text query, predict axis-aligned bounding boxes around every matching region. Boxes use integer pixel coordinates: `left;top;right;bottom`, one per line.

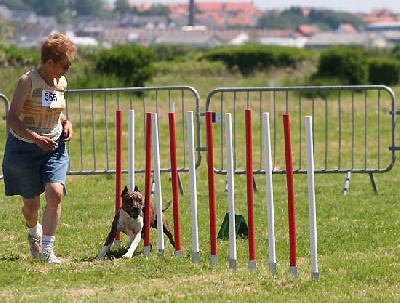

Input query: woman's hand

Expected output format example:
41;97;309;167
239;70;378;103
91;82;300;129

62;120;73;141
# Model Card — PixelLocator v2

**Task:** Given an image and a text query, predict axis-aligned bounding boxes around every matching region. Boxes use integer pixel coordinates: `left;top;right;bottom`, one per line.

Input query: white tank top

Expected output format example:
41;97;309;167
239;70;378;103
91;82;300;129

10;69;67;143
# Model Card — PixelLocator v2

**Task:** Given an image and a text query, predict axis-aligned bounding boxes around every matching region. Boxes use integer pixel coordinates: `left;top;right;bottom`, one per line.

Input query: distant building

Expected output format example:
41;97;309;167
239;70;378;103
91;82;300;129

364;21;400;31
155;31;224;47
305;31;390;49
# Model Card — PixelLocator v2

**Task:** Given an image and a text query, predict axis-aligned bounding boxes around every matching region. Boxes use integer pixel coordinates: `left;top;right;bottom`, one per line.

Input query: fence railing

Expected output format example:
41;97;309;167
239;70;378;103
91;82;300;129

63;86;202;176
1;85;398;194
204;85;397;193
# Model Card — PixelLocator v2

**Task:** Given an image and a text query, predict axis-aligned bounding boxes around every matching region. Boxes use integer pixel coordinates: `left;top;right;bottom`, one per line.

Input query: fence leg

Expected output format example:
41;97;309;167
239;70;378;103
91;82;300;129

369;172;379;193
253;176;258;192
178;173;185;196
343;171;352;196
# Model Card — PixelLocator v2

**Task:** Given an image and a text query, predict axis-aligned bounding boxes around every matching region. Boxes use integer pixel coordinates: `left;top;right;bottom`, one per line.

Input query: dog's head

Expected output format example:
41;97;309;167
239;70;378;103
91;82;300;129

121;186;144;219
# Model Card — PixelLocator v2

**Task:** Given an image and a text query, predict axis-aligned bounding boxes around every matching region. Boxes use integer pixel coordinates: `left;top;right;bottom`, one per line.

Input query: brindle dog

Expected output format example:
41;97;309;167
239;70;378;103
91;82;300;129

96;186;175;259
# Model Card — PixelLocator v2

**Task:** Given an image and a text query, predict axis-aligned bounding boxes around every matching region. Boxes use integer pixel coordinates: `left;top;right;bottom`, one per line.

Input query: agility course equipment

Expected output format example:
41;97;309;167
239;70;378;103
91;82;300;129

114;107;320;279
187;111;200;263
168;112;183;257
305;116;319;279
283;113;298;278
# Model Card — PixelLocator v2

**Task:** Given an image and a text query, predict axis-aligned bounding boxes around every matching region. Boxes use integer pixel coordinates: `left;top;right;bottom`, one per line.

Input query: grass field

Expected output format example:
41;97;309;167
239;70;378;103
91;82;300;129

0;62;399;302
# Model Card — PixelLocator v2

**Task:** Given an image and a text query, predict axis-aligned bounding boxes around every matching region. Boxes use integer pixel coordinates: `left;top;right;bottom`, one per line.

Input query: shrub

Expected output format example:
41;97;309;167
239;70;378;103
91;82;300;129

1;45;40;66
202;45;313;76
315;46;368;85
95;45;156;87
368;57;400;86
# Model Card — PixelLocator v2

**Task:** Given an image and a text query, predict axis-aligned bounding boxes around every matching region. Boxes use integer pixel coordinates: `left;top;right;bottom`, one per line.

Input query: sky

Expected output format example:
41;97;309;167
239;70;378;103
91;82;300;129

133;0;400;13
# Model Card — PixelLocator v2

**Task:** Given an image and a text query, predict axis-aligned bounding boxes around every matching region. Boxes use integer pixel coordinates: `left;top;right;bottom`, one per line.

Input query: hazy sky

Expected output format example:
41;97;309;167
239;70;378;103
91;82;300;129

135;0;400;13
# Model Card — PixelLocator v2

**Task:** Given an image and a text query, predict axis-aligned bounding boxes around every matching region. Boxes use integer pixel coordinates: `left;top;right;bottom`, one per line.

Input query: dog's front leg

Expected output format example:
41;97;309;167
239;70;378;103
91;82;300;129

97;216;119;260
97;244;112;260
122;232;142;258
96;231;116;259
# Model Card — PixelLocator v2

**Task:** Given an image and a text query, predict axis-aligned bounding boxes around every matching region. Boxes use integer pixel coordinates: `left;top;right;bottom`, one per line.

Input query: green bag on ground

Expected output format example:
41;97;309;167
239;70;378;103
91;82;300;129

217;213;248;239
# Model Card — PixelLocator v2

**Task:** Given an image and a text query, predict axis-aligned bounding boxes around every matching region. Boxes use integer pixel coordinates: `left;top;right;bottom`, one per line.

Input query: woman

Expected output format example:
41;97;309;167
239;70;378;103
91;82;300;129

2;33;77;264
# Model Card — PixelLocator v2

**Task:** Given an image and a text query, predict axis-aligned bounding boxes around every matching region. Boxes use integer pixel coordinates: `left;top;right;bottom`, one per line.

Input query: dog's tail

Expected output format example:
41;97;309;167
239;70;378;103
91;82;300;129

162;201;172;212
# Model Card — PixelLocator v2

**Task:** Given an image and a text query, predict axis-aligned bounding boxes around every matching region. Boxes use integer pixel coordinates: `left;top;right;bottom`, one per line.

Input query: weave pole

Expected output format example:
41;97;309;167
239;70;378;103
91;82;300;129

245;109;256;271
262;112;276;276
187;111;200;263
151;113;165;257
283;114;297;278
128;110;135;191
206;111;218;266
114;110;123;247
168;112;182;257
225;113;237;270
144;112;152;257
305;116;319;280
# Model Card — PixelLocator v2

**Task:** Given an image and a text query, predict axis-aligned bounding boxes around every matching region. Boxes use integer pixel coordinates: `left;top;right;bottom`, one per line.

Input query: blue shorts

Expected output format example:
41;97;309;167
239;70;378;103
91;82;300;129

2;133;69;199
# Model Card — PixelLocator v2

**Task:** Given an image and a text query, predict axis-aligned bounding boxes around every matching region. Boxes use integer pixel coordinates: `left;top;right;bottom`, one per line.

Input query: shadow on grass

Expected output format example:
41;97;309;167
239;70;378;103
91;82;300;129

72;245;144;262
0;254;21;261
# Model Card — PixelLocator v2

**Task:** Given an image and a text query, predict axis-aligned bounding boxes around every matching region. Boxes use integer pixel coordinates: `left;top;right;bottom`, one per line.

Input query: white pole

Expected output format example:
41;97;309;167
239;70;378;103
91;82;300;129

187;111;200;263
151;113;165;257
262;112;277;276
305;116;319;279
128;110;135;191
225;113;237;270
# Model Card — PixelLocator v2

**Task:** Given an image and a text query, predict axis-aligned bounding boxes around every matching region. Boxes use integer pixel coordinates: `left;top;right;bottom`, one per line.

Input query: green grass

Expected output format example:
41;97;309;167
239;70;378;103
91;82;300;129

0;170;399;302
0;61;399;302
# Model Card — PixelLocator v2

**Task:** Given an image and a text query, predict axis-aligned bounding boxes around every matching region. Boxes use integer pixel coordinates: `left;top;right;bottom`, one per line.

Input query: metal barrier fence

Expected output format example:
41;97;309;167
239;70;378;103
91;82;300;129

0;94;10;179
1;85;398;194
63;86;202;177
204;85;397;194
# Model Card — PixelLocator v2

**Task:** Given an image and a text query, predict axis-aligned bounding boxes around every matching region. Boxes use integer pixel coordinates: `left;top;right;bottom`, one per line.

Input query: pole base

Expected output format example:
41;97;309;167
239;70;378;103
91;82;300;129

192;251;200;263
269;263;277;276
289;266;298;278
174;250;183;258
229;259;237;270
210;254;218;266
311;272;320;280
248;260;257;271
144;246;151;258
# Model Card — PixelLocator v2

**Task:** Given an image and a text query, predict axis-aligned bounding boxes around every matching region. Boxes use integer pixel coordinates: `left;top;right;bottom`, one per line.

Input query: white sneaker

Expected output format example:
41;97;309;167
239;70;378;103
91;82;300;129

40;248;61;264
27;223;42;259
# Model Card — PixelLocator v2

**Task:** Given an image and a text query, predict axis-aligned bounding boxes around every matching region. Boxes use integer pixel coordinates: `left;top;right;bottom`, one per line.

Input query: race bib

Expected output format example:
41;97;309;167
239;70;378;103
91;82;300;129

42;90;64;108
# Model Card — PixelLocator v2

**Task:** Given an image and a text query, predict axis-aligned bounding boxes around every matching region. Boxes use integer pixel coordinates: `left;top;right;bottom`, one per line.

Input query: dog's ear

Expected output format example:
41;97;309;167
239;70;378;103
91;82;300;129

134;185;140;192
122;186;129;196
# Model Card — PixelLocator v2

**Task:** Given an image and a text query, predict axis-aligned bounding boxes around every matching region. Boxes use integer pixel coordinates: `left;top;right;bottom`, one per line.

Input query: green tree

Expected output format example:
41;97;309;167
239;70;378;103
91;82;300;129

74;0;103;16
257;7;309;29
136;4;170;16
114;0;131;16
308;9;366;29
0;0;29;10
257;7;366;30
27;0;66;17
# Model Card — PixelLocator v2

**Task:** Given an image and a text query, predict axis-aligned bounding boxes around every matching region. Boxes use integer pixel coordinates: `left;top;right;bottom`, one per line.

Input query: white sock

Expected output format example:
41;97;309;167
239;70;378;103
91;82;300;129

28;223;41;238
42;235;56;253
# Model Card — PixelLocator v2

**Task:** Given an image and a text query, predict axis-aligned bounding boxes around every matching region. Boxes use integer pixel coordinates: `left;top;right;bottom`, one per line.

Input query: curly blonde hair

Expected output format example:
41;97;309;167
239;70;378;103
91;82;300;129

41;32;77;64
